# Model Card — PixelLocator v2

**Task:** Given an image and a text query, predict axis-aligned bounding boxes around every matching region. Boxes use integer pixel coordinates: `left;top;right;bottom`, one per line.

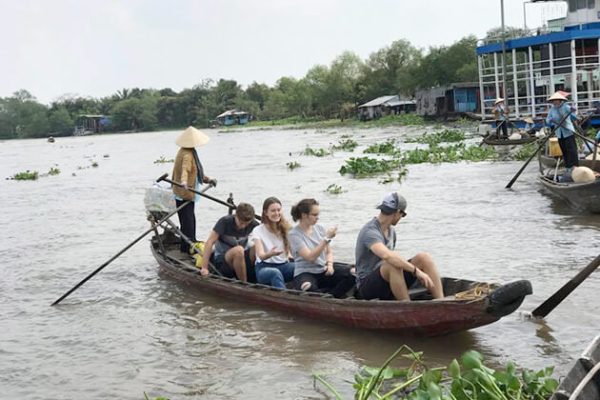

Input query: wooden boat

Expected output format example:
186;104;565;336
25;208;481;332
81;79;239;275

150;230;532;337
550;335;600;400
538;155;600;213
481;134;537;146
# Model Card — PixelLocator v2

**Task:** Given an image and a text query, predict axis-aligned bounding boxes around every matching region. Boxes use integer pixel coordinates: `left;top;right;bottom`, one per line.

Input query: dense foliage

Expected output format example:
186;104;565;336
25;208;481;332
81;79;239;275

0;32;487;139
313;346;558;400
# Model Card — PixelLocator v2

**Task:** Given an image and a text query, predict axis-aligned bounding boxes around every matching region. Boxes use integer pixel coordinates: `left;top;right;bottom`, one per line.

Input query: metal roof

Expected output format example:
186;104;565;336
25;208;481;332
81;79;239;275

386;99;416;107
216;109;248;118
358;95;398;108
477;28;600;55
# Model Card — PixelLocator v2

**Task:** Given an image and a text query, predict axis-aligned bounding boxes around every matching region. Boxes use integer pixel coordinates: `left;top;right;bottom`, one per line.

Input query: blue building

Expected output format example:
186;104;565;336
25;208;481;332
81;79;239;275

476;0;600;126
416;83;480;117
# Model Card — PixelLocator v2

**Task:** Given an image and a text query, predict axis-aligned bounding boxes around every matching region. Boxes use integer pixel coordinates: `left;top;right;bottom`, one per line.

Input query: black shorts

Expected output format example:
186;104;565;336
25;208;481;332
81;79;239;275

358;265;416;300
213;248;256;283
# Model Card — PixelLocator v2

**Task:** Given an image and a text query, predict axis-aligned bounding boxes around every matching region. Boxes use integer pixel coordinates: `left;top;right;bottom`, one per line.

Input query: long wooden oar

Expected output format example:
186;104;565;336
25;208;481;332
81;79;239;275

157;173;262;221
51;181;213;306
531;254;600;318
505;111;572;189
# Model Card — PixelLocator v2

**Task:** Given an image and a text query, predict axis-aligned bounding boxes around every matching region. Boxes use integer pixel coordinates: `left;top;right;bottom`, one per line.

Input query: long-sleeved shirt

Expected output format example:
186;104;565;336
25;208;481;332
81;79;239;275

545;103;575;139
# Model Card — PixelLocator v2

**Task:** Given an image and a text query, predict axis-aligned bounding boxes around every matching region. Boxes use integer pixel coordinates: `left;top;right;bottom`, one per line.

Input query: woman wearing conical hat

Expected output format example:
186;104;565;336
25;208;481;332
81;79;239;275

493;98;509;139
545;91;579;177
172;126;217;254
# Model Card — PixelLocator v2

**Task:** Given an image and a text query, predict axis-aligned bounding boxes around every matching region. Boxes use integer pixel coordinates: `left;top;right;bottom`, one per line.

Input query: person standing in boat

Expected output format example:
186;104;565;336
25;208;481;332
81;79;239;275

546;92;579;176
250;197;295;289
493;98;509;139
199;203;259;282
354;192;443;301
288;198;355;298
171;126;217;254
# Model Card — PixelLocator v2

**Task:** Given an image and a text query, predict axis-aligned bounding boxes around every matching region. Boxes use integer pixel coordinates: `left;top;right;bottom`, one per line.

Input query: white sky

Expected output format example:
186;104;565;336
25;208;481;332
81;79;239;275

0;0;567;105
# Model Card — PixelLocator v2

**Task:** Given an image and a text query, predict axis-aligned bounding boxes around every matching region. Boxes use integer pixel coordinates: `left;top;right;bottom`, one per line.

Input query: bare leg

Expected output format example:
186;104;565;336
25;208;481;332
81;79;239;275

380;262;409;300
225;246;247;282
411;252;444;299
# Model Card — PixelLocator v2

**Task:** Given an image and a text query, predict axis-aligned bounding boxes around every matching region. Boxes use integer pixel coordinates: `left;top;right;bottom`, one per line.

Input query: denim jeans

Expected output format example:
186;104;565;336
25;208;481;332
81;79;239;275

256;261;295;289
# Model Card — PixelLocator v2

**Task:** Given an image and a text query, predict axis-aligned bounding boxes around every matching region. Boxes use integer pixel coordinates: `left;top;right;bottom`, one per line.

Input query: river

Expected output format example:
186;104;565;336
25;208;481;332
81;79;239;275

1;125;598;399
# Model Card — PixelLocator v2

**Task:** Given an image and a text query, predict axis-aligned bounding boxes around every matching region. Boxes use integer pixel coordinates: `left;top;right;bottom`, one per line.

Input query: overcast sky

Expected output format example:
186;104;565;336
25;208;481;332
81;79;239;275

0;0;568;105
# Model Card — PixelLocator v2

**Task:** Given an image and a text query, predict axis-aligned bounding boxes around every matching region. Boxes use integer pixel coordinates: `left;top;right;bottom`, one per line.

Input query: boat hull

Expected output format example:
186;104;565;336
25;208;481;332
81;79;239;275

539;176;600;213
151;237;531;336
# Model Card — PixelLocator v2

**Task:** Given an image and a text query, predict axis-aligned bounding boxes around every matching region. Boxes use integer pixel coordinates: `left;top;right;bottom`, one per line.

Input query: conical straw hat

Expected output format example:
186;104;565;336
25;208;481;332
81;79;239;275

494;98;504;105
175;126;210;148
548;92;568;102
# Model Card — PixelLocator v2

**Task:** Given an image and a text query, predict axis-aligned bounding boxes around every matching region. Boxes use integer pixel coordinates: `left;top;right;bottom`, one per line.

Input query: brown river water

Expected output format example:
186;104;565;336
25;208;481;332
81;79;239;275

1;126;598;399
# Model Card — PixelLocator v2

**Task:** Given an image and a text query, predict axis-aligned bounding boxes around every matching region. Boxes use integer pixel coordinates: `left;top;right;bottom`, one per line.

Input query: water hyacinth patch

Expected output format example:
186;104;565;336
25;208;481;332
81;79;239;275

313;346;558;400
154;156;174;164
325;183;344;194
513;143;538;161
303;146;331;157
48;167;61;176
364;139;399;155
10;170;39;180
286;161;301;170
405;129;466;145
339;157;405;177
331;138;358;152
401;144;497;164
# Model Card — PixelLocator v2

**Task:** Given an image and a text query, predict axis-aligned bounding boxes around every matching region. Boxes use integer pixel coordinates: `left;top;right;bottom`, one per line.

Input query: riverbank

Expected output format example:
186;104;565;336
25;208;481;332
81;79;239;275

218;113;480;132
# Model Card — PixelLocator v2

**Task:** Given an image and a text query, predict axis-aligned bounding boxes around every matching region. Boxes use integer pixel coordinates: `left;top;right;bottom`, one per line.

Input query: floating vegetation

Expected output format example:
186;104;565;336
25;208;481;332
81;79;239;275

406;129;466;145
48;167;60;176
153;156;174;164
313;346;558;400
402;144;497;164
331;138;358;152
512;143;538;161
286;161;301;170
303;146;331;157
379;169;408;184
339;157;403;177
10;170;39;180
363;139;399;155
325;183;344;194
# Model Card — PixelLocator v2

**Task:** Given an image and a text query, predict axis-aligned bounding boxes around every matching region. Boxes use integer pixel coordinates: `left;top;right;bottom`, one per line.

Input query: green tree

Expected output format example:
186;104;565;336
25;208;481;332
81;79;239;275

111;96;158;131
360;39;422;99
48;107;74;136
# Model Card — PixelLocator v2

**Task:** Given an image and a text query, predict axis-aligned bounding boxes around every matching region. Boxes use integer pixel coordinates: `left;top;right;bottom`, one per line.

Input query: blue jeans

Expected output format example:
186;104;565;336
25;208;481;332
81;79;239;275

256;261;295;289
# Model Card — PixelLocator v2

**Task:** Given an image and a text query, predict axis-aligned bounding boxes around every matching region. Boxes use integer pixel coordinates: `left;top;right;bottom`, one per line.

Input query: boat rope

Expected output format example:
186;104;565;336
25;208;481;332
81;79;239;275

454;283;492;300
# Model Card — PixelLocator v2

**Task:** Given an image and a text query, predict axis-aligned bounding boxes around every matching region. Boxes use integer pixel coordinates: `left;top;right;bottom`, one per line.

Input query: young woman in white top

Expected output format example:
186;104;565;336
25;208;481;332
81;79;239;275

289;198;355;298
250;197;295;289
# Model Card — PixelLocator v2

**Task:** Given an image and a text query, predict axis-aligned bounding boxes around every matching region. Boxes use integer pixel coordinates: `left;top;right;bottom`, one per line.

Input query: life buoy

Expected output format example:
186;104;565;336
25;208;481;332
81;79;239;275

487;280;533;317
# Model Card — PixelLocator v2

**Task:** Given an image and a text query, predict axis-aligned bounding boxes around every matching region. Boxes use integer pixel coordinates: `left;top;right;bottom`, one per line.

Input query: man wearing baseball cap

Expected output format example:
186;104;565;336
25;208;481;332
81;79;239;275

354;192;443;300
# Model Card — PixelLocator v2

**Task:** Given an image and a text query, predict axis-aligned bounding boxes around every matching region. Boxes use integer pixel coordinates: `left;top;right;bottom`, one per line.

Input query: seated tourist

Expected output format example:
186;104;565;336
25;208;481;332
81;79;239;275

200;203;259;282
355;192;444;301
250;197;295;289
289;198;356;298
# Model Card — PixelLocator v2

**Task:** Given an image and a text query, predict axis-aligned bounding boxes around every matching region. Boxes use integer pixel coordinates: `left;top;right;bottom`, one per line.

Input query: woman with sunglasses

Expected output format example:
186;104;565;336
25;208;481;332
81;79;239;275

289;198;356;298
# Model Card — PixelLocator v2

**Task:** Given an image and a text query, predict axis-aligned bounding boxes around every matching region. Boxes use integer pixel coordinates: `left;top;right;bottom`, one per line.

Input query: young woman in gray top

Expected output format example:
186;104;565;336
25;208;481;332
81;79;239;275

289;199;356;298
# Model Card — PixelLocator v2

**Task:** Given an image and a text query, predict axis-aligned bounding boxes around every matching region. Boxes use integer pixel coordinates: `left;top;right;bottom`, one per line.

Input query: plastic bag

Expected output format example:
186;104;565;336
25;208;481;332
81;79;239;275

144;183;176;213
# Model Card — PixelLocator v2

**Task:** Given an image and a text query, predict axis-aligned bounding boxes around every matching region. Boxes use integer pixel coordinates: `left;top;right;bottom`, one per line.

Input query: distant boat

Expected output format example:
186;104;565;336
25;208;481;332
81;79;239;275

47;136;55;143
538;149;600;213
